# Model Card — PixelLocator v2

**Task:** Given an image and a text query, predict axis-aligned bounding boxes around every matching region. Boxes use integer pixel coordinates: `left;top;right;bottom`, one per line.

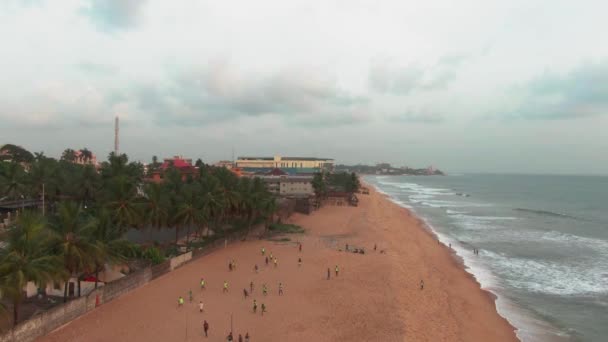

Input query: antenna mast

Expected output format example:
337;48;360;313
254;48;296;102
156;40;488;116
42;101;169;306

114;116;119;154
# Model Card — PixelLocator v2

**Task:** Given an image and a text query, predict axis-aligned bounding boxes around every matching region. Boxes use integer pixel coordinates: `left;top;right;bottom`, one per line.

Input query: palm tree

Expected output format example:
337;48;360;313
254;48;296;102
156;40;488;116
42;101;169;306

0;162;28;200
91;209;134;289
198;177;225;237
27;157;59;207
75;165;100;208
48;202;99;301
260;196;278;234
61;149;77;163
0;211;64;325
174;184;202;244
143;183;169;241
312;172;327;207
102;176;142;231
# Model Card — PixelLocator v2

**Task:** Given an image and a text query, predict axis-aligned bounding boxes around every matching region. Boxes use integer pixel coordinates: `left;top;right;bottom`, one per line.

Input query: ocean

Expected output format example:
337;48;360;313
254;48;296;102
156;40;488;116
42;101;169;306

365;174;608;342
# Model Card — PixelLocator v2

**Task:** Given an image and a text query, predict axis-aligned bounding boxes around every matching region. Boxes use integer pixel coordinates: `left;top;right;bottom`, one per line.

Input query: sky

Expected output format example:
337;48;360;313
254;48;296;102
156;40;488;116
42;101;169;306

1;0;608;174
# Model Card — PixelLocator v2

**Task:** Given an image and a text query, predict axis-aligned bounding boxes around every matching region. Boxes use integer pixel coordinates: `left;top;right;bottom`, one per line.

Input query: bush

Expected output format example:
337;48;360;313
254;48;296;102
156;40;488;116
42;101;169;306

268;223;304;234
142;247;165;265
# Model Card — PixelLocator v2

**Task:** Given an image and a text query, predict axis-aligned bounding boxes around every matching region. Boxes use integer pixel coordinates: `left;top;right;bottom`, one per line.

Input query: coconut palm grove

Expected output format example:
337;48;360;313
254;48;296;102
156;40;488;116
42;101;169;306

0;144;360;329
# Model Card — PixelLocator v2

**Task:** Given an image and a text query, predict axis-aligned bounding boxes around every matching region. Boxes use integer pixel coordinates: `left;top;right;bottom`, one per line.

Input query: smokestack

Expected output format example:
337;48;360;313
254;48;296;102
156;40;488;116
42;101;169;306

114;116;119;154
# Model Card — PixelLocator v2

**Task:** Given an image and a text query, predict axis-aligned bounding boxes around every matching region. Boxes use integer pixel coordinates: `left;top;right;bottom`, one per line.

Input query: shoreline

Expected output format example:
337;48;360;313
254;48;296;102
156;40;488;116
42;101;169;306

370;181;573;342
40;185;519;341
366;184;519;341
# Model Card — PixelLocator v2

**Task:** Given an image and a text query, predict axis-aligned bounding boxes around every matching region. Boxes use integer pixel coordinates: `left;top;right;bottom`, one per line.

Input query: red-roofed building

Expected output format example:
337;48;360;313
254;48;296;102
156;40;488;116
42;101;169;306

149;156;198;183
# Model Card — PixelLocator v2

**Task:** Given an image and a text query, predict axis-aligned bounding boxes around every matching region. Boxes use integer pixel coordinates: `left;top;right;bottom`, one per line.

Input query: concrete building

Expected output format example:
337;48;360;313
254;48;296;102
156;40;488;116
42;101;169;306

214;160;234;169
148;156;197;183
236;155;334;174
256;174;315;197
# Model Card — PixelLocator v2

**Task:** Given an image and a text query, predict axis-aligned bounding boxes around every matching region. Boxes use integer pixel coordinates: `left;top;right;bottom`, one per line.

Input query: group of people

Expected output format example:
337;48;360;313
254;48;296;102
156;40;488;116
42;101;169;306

175;242;306;339
226;331;250;341
326;265;340;280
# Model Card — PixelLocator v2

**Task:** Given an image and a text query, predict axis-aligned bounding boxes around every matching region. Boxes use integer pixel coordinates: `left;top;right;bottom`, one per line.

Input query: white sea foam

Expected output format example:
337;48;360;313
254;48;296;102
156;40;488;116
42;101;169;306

446;209;469;215
420;200;493;208
484;251;608;296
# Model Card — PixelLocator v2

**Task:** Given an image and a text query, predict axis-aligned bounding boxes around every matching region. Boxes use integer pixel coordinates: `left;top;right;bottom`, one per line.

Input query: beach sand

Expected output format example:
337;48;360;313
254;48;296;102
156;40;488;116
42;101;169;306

40;187;518;341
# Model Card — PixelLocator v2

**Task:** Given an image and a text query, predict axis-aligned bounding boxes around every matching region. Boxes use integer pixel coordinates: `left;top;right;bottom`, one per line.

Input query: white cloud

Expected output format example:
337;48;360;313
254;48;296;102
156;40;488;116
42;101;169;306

1;0;608;173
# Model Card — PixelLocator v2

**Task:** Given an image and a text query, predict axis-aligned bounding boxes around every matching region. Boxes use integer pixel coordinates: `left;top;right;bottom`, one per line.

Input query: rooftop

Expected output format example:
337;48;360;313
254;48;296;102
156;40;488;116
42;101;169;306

237;156;334;161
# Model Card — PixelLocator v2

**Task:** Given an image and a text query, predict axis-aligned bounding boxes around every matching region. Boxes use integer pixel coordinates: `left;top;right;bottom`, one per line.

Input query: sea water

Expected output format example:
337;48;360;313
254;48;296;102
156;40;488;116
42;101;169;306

366;174;608;342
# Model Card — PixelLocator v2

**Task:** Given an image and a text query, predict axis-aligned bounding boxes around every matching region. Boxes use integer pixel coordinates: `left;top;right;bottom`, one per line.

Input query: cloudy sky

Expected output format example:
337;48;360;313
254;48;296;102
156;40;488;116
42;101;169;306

1;0;608;174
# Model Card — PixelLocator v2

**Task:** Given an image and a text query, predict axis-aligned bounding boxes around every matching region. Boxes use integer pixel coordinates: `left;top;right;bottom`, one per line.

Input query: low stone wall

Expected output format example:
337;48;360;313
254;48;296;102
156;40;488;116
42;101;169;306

0;232;246;342
169;251;192;270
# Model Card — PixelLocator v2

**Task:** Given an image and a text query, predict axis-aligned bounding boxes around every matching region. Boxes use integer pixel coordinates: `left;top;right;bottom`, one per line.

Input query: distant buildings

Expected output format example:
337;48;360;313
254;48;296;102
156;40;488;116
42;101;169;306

236;155;334;174
214;160;234;170
148;156;197;183
73;149;97;166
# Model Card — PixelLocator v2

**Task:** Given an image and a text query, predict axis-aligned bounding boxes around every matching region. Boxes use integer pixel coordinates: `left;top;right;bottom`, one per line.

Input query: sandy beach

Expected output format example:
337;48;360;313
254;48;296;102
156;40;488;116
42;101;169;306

39;186;518;342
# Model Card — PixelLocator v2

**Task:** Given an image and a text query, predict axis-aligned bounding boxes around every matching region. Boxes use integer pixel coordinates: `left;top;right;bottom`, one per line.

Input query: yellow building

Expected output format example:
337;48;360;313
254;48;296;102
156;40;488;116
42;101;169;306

236;156;334;172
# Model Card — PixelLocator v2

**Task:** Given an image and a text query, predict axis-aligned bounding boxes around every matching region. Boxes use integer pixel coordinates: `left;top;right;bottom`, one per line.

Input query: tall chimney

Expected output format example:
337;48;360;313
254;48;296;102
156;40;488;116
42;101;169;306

114;116;119;154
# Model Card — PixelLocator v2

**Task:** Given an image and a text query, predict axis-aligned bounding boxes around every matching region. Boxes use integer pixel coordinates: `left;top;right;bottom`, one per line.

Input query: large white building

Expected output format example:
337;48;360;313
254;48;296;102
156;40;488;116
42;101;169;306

236;155;333;173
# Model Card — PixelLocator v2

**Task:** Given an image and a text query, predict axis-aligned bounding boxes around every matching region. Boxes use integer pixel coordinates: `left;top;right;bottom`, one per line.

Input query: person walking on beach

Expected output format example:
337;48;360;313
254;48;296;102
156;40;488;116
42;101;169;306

273;258;278;268
270;252;273;260
223;281;229;293
262;284;268;296
261;247;265;256
243;288;249;299
265;256;269;266
254;264;259;273
253;299;257;313
200;277;206;290
203;320;209;337
245;332;250;342
227;332;233;341
239;334;243;342
327;268;331;280
250;281;254;293
199;301;204;313
229;261;233;272
178;296;184;307
420;280;424;290
261;303;267;315
189;289;193;303
298;257;302;267
299;243;302;252
278;282;284;295
335;265;340;276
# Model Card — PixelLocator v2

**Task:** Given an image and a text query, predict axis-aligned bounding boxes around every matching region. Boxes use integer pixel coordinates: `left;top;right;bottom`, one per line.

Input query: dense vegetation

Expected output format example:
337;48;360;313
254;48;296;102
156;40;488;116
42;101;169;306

311;171;360;201
0;147;277;326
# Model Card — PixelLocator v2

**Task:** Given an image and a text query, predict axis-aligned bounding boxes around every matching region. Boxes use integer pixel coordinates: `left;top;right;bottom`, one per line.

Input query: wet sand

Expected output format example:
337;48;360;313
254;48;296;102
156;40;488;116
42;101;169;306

40;186;518;341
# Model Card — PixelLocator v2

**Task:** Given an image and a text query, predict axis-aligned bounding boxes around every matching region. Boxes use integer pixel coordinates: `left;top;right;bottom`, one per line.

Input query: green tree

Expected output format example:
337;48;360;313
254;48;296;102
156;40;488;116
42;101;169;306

174;183;203;244
0;162;28;200
61;149;77;163
48;202;99;301
0;144;34;163
91;209;134;289
27;156;59;206
102;176;142;230
312;172;327;205
0;211;64;325
143;183;169;240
